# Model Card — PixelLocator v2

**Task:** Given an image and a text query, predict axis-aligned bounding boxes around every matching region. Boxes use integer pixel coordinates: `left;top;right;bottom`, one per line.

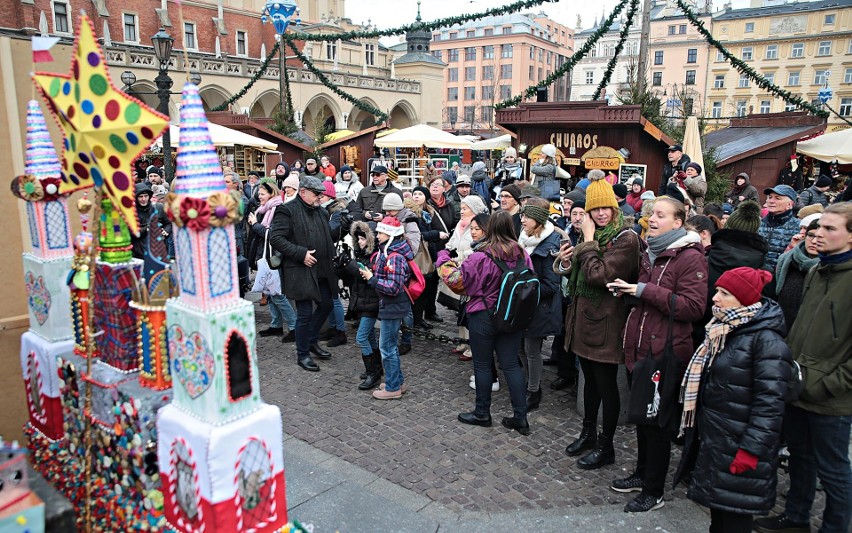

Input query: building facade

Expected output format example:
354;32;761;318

428;12;574;135
0;0;439;138
570;12;642;103
708;0;852;132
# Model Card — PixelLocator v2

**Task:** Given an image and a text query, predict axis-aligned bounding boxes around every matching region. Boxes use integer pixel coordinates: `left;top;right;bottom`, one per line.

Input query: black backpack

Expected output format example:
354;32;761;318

484;252;540;333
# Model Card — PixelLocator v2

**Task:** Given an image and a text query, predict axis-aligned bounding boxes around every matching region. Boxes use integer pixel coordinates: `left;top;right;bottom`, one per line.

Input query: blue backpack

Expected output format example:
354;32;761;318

485;252;540;333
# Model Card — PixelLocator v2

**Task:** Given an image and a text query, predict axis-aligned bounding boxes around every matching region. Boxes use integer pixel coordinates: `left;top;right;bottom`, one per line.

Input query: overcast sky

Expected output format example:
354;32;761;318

345;0;756;45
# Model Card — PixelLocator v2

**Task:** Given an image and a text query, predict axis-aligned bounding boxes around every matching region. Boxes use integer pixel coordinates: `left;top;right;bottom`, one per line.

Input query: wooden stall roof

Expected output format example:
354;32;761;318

316;123;389;150
703;112;826;167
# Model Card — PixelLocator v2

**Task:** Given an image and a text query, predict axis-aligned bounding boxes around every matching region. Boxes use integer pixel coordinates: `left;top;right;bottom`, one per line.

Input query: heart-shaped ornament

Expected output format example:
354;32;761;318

25;271;51;325
168;325;215;399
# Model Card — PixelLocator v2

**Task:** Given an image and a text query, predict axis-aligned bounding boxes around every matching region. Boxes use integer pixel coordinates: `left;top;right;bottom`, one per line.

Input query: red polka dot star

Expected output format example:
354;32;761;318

33;13;168;236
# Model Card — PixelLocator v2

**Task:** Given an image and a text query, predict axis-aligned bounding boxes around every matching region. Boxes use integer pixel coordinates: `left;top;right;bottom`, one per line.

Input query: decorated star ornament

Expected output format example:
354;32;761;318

32;13;168;235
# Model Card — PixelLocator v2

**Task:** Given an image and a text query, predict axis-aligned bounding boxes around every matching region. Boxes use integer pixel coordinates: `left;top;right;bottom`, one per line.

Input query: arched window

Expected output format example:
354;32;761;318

225;330;252;401
236;438;275;529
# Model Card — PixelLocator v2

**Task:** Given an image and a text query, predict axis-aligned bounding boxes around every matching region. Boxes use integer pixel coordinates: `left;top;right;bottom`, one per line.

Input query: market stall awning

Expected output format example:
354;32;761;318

374;124;472;149
471;134;512;150
154;123;277;150
796;127;852;164
325;129;356;142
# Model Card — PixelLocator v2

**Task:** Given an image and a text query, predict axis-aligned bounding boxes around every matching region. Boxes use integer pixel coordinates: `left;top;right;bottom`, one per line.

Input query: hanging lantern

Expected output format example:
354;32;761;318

261;0;300;35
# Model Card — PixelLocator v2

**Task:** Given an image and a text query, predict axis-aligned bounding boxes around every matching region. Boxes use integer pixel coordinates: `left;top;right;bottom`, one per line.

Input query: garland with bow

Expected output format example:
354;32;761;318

673;0;828;117
593;0;640;100
496;0;629;109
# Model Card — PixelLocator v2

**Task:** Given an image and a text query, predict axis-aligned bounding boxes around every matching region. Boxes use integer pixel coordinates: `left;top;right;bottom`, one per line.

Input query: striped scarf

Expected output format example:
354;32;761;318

679;302;762;435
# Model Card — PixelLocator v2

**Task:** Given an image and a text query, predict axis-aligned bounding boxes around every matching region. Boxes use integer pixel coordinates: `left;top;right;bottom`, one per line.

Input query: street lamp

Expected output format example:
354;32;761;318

152;28;175;183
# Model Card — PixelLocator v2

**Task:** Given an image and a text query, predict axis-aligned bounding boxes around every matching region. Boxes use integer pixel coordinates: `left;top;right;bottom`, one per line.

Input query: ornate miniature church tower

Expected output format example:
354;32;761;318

157;83;287;533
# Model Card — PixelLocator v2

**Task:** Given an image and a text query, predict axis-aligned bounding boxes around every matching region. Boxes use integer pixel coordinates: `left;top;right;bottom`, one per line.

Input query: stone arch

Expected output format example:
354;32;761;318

198;85;232;113
388;100;417;129
302;93;342;138
128;81;178;120
347;99;379;130
249;90;281;119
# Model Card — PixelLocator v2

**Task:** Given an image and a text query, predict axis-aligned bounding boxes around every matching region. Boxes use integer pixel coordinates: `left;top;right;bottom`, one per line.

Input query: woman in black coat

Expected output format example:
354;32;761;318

675;267;792;533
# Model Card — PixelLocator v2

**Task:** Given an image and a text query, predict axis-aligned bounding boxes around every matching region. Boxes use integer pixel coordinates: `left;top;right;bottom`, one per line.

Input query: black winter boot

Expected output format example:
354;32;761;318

577;433;615;470
526;388;542;412
565;422;597;457
327;330;348;348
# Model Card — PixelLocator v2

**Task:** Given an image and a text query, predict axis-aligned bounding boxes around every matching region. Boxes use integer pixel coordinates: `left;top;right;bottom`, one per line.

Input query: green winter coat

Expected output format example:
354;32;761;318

787;258;852;416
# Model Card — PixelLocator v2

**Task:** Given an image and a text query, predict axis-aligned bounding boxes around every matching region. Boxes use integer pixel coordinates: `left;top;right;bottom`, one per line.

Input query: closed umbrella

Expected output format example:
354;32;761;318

681;116;704;172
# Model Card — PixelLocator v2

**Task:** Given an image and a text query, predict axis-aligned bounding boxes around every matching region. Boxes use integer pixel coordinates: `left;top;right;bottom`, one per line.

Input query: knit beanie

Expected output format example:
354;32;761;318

685;162;703;175
715;267;772;306
282;175;300;191
376;216;404;237
340;165;352;174
322;181;337;199
564;188;586;205
724;200;761;233
584;170;619;211
461;194;489;215
504;147;518;159
612;183;628;199
520;204;550;226
640;190;656;201
413;185;430;198
382;192;404;211
815;174;832;188
797;203;824;219
502;183;523;203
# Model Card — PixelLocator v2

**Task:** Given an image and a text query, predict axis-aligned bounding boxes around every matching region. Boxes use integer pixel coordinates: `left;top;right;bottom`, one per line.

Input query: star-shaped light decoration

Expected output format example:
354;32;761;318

32;13;168;235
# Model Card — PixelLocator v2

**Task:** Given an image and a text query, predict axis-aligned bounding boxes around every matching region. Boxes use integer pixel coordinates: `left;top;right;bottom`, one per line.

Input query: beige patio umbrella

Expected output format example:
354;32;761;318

681;116;705;172
797;128;852;164
470;134;512;150
374;123;472;149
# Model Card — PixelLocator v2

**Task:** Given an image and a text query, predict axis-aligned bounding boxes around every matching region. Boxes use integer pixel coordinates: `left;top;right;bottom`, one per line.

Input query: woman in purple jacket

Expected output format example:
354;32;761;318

436;210;534;435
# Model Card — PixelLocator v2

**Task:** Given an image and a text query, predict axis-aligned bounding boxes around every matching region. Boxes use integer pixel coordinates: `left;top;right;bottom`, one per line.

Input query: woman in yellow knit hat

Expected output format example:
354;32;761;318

555;172;641;469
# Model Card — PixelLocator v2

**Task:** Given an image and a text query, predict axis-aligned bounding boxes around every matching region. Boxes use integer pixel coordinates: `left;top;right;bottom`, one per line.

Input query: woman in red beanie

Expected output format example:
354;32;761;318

673;267;793;533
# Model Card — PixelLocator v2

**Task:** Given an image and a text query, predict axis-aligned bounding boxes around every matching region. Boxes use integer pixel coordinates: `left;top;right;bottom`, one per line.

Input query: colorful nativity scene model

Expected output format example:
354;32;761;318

12;14;291;532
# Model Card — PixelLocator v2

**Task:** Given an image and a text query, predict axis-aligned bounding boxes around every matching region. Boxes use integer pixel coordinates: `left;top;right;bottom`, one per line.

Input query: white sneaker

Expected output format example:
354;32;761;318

469;379;500;391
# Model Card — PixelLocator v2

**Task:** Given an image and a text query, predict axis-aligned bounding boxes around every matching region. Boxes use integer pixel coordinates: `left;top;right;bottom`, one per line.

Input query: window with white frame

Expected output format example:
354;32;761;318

236;31;247;56
825;14;836;25
529;46;535;60
742;47;753;60
326;41;337;60
764;72;775;85
814;70;829;85
447;68;458;81
711;101;722;118
501;44;513;58
365;44;375;66
765;45;778;59
654;50;664;65
466;30;475;38
785;102;797;111
679;24;687;34
738;73;750;88
845;68;852;84
123;13;138;42
788;71;800;85
586;71;594;85
668;25;676;35
745;22;754;32
714;74;725;88
817;41;831;56
464;67;476;81
840;97;852;116
760;100;771;114
687;49;697;63
53;1;70;33
483;45;494;59
737;100;748;116
791;43;804;58
447;87;458;101
502;26;511;35
184;22;196;50
484;28;493;37
716;50;725;62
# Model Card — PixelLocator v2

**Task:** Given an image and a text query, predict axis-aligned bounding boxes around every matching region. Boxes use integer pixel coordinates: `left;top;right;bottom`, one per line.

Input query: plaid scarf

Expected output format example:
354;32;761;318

679;302;762;435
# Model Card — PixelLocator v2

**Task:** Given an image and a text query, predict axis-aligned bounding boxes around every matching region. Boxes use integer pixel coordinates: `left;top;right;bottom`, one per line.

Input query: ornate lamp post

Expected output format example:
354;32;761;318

152;28;175;182
262;0;300;120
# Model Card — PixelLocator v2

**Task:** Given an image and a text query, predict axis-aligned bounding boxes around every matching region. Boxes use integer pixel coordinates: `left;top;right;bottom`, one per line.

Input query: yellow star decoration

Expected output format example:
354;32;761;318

33;13;168;235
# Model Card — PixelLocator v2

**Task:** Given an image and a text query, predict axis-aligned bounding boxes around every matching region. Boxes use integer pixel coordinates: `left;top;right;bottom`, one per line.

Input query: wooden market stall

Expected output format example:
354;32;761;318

315;124;389;186
496;101;675;193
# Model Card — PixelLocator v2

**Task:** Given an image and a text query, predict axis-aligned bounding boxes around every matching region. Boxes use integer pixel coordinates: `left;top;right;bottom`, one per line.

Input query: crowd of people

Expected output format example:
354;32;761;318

134;145;851;532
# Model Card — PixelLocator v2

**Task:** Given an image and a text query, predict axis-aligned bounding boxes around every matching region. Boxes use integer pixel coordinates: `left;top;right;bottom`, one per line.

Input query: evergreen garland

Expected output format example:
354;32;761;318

282;59;294;116
290;0;551;42
211;41;280;112
284;37;389;123
496;0;630;109
593;0;639;100
674;0;828;117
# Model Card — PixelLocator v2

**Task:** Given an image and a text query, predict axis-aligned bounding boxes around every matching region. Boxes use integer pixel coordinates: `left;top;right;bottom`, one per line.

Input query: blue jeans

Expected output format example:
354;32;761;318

269;294;296;330
784;404;852;532
400;309;413;345
327;296;346;332
356;317;378;357
379;317;404;392
294;282;334;358
467;310;527;419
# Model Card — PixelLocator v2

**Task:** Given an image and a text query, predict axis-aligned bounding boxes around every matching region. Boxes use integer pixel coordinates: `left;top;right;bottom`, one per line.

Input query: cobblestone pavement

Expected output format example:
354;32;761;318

253;298;827;526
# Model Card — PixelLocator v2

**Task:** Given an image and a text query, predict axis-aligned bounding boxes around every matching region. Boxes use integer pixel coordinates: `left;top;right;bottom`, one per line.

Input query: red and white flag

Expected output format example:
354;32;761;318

32;36;60;63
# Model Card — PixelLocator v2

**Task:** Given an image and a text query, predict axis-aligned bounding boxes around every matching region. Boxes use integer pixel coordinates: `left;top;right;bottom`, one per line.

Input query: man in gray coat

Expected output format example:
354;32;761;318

269;176;337;371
